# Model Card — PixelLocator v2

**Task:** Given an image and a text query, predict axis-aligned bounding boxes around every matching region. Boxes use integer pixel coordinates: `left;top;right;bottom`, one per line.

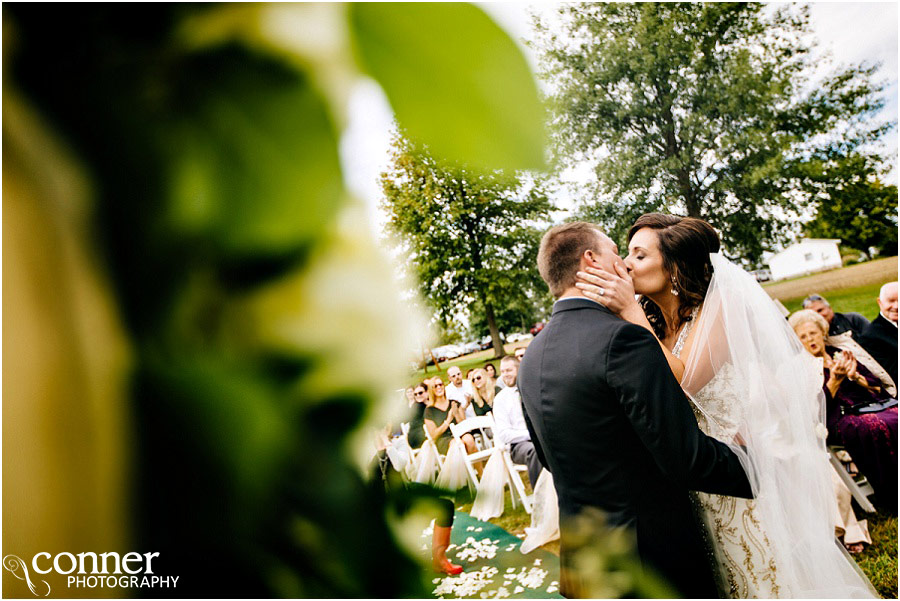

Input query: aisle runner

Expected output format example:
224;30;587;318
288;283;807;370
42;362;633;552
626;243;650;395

422;511;563;599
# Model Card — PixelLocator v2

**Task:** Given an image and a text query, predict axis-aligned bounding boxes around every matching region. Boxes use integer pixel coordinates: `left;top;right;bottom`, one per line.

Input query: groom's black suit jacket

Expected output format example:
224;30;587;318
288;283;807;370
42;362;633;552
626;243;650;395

518;298;753;598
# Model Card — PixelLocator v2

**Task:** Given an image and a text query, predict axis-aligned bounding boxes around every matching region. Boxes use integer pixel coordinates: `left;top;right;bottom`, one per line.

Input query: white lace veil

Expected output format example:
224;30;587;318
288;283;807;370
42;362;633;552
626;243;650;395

681;253;876;598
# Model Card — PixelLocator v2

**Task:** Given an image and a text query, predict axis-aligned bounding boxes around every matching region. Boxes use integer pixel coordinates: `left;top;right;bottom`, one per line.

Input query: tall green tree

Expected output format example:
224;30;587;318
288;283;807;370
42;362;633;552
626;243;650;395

536;3;893;262
802;154;898;257
4;3;546;597
381;133;555;358
467;289;553;341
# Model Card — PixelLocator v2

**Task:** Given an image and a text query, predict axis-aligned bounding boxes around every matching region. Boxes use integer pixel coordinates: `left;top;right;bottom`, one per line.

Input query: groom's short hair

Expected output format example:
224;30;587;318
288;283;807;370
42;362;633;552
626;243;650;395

538;222;603;298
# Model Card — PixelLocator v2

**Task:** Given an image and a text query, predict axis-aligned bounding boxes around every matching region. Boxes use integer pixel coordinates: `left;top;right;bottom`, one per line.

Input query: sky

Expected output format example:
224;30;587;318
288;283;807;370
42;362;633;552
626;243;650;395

339;2;899;242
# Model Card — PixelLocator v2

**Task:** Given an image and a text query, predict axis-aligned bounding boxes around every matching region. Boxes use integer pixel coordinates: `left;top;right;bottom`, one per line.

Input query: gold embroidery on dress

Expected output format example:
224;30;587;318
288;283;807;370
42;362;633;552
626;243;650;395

691;366;784;598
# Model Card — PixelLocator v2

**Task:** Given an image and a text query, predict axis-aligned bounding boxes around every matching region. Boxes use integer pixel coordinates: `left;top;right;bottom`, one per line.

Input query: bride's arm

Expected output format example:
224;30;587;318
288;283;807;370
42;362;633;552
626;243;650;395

576;263;687;382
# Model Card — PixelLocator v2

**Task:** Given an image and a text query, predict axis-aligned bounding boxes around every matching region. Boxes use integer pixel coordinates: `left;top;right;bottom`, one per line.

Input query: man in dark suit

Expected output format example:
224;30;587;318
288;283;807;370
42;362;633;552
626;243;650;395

802;293;870;340
518;222;753;599
858;281;898;384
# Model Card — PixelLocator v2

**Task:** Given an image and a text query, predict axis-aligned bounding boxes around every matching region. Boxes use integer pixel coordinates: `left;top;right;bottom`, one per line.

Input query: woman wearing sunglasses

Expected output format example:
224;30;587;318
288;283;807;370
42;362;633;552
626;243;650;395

423;377;466;454
466;368;498;418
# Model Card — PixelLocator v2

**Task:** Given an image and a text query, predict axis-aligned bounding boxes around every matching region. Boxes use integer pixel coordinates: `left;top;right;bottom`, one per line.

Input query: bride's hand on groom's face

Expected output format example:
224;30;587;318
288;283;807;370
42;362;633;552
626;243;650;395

575;263;637;315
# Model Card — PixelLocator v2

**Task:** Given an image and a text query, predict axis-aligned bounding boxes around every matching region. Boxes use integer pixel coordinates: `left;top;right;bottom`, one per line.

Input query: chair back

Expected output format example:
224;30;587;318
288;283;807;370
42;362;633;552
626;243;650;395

422;423;444;468
449;415;495;451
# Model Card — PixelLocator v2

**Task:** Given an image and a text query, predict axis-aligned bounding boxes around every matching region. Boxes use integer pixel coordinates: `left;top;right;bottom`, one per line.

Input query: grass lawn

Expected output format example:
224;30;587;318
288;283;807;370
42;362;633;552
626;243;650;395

857;511;899;598
779;282;883;318
408;343;529;388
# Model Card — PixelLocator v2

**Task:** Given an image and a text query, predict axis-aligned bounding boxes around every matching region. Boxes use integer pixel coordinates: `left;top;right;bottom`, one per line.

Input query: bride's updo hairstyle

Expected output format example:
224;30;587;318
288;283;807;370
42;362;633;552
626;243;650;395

628;213;720;338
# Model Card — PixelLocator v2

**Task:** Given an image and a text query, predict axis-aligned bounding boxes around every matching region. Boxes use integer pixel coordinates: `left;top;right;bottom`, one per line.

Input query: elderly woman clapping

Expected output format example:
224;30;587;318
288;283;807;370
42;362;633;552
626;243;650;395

790;309;898;512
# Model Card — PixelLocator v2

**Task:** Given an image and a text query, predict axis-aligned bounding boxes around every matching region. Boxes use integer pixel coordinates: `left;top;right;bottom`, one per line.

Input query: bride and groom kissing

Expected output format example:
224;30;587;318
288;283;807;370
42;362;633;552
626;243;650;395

518;215;876;598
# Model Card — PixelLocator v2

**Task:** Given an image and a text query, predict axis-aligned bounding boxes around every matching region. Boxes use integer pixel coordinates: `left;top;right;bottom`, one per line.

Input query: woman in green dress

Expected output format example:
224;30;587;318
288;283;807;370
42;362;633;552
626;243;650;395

423;377;466;454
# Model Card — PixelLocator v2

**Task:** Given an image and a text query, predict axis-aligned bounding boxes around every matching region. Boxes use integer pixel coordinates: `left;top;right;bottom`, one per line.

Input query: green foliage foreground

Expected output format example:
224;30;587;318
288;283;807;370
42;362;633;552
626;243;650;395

3;3;546;597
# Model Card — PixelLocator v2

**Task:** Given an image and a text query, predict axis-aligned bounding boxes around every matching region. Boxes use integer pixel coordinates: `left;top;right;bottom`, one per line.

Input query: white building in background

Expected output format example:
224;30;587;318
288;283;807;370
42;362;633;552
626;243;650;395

767;238;842;281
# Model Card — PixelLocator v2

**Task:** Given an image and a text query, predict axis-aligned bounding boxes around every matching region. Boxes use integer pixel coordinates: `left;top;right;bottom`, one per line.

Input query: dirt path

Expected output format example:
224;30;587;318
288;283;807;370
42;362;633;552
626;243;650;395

763;257;898;301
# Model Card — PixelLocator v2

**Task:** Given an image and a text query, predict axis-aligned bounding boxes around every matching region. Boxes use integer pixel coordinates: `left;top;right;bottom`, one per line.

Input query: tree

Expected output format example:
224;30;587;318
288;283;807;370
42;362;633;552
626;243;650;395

381;133;555;358
802;154;898;257
467;287;553;339
536;3;893;262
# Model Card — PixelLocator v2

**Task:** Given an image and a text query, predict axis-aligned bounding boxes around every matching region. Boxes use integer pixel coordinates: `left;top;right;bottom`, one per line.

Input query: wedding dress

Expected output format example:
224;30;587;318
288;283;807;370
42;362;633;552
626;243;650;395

674;254;875;598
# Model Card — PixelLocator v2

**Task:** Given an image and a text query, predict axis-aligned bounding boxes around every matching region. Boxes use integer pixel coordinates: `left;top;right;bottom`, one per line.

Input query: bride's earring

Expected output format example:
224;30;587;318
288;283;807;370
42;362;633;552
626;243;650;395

671;277;679;296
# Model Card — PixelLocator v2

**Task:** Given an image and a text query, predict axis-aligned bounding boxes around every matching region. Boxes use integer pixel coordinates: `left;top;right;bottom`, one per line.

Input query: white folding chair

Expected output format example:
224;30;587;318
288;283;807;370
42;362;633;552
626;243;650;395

449;415;496;489
828;445;876;513
422;423;445;469
501;447;533;514
400;422;419;461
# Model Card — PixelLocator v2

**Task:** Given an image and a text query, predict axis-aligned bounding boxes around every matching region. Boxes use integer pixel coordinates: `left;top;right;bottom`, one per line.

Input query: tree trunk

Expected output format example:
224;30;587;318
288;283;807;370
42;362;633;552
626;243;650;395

485;302;505;358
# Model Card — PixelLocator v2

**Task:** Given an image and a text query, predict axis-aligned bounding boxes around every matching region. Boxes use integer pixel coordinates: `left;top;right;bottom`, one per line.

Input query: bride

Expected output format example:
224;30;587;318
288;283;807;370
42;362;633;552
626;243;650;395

575;213;875;598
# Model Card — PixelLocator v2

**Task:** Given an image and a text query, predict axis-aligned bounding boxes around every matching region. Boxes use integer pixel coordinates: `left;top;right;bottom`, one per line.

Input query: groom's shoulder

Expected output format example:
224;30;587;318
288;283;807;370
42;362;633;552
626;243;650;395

608;320;659;349
547;304;656;351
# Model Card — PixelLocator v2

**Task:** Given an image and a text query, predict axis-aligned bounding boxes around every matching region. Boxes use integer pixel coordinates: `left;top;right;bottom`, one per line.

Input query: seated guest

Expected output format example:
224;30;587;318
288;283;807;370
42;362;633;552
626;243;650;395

484;362;504;389
790;309;898;512
445;366;483;453
423;377;471;454
831;468;872;554
492;355;542;488
858;282;898;385
802;293;870;340
514;346;526;362
391;387;417;437
407;382;429;449
468;368;499;417
446;366;475;411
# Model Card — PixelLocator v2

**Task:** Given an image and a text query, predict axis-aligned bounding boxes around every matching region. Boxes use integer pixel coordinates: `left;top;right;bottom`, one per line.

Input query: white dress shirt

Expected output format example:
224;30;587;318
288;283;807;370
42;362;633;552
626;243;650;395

492;385;530;446
446;379;474;405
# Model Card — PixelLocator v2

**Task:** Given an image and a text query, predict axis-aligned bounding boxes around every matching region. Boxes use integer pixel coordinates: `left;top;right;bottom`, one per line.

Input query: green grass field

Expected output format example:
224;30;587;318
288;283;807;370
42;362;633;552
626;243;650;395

408;344;528;388
857;512;899;598
780;282;883;319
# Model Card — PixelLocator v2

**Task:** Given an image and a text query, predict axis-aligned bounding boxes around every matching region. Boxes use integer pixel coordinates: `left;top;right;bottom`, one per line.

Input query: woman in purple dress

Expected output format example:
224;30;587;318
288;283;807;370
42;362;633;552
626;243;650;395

791;309;898;512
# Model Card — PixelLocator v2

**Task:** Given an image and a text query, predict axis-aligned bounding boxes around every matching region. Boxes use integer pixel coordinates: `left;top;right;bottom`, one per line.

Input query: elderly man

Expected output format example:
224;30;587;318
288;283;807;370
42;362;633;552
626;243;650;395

858;282;898;384
802;293;870;339
492;355;542;489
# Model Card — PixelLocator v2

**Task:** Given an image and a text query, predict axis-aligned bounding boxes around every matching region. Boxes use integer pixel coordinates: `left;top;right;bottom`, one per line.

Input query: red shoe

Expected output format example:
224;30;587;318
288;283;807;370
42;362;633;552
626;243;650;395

434;558;463;575
432;525;464;575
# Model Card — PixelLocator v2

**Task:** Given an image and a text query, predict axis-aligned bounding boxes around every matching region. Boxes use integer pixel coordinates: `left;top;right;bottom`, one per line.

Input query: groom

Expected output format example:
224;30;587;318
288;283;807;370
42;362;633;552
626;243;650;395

518;222;753;598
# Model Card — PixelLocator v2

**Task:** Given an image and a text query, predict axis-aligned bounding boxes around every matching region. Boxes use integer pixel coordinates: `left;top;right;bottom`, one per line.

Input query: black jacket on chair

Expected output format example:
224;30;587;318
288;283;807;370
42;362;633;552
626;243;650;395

858;314;898;385
518;298;753;598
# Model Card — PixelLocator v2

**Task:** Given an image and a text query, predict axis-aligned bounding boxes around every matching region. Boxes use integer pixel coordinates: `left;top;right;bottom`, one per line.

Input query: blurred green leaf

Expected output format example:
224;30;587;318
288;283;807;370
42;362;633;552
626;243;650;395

348;2;546;172
165;46;344;258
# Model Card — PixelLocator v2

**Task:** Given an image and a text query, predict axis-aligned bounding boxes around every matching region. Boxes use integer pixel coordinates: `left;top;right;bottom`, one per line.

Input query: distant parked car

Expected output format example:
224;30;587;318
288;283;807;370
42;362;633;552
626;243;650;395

530;322;545;336
462;340;481;355
751;268;772;282
479;334;506;350
431;345;461;362
507;332;533;343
